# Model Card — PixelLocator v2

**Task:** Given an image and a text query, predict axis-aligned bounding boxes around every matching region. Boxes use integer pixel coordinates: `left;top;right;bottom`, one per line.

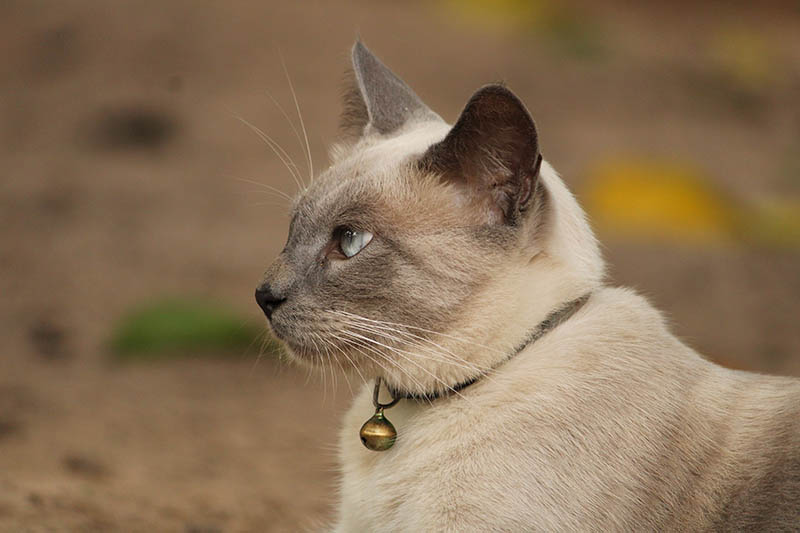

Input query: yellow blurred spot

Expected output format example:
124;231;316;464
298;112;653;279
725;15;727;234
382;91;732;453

584;158;738;244
584;158;800;249
443;0;550;31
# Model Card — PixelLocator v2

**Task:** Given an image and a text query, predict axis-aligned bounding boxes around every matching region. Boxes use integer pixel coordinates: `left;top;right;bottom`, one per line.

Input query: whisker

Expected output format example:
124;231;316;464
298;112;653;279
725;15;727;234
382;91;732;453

246;329;271;377
329;332;395;384
333;310;507;356
323;335;338;398
264;88;310;183
337;317;495;377
280;53;314;185
235;115;305;192
320;332;368;388
333;331;433;407
308;335;328;403
338;321;485;377
314;333;334;399
245;191;291;202
234;177;294;202
247;201;292;210
341;328;473;405
334;314;586;387
316;333;353;395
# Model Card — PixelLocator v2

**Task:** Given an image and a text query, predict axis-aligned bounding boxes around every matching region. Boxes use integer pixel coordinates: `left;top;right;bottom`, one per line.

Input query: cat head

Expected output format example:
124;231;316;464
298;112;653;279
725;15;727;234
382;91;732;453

255;41;603;395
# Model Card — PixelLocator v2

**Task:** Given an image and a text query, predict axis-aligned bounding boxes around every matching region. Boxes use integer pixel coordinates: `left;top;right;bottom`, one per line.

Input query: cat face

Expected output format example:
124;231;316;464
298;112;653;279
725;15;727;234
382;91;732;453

256;42;546;384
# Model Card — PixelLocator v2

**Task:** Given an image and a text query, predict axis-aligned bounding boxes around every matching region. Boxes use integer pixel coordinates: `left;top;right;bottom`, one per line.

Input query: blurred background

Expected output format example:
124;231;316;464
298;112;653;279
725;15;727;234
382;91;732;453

1;0;799;531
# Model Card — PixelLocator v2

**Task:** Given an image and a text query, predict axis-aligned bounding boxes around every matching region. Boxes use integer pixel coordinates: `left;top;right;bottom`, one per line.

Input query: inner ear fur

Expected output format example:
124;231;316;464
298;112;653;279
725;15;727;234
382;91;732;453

339;68;370;140
419;84;542;225
339;41;439;140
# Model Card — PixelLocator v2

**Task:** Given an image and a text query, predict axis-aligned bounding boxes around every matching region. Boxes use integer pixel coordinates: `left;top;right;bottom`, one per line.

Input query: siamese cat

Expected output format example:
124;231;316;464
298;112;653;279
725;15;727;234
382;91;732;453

255;42;800;531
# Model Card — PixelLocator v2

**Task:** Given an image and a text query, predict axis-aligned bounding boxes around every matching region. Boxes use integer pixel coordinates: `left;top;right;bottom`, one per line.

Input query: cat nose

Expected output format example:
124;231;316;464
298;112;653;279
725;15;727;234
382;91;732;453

255;283;286;320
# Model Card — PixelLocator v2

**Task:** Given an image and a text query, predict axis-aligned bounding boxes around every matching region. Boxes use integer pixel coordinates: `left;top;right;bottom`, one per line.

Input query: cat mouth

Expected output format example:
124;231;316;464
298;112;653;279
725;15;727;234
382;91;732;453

263;314;319;360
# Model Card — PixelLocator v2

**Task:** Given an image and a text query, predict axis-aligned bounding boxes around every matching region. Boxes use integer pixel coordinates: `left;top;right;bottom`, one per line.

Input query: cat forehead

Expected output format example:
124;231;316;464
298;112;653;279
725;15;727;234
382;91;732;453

337;120;451;176
294;120;451;215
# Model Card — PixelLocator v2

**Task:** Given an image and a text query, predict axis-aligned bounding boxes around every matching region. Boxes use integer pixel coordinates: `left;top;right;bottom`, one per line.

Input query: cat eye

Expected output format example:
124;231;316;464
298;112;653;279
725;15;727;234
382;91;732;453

339;228;373;258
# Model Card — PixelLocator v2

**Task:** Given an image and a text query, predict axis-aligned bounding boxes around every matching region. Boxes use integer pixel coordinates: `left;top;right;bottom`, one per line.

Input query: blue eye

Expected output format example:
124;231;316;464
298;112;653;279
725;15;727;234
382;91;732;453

339;228;373;258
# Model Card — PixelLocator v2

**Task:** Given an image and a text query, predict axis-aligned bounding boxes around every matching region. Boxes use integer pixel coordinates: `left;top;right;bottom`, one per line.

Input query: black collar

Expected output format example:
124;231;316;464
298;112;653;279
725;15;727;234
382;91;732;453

384;292;592;402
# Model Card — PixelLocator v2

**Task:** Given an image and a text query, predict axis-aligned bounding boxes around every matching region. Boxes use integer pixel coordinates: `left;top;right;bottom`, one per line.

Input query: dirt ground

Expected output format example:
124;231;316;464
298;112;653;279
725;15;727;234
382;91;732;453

1;1;799;531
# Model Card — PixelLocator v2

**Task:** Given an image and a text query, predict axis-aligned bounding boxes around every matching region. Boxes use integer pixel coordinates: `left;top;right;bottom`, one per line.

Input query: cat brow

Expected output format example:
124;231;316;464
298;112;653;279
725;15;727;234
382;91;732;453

330;204;379;228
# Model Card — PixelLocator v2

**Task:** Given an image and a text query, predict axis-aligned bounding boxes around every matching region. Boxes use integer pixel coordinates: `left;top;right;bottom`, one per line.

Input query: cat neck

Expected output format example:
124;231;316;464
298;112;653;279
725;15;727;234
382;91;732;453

385;291;593;401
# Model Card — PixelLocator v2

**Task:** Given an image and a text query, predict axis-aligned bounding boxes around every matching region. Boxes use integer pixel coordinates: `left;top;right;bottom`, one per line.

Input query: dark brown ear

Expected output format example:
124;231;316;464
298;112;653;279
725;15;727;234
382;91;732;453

419;84;542;225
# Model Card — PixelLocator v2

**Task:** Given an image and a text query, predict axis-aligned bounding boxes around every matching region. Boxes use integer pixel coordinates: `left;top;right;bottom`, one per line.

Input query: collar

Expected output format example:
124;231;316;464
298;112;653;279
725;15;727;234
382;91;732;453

383;292;592;402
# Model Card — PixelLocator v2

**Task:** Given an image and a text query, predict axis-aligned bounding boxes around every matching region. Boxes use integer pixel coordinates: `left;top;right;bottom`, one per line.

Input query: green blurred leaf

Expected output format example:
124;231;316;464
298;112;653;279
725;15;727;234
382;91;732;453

443;0;607;61
110;298;277;360
708;27;779;88
745;201;800;249
538;8;606;60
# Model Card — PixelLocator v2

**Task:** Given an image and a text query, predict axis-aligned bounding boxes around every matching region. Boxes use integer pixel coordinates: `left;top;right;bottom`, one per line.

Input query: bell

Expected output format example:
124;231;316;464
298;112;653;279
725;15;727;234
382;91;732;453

359;409;397;451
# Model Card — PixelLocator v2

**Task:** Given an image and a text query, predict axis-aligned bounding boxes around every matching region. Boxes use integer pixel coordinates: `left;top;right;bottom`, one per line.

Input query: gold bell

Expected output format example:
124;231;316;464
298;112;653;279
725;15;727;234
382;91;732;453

360;408;397;451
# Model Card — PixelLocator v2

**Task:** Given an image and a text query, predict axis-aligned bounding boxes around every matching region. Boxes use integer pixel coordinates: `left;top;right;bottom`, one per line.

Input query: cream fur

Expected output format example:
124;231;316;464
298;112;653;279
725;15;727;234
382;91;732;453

326;153;800;532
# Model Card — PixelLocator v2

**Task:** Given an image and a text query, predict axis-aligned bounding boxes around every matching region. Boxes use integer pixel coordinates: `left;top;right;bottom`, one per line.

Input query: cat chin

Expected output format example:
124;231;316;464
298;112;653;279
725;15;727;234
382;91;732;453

276;335;330;366
279;336;373;373
279;341;317;364
261;321;308;360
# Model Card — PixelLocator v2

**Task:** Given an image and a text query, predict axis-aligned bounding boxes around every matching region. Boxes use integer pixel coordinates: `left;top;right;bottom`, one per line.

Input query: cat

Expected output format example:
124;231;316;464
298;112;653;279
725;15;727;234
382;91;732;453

255;41;800;532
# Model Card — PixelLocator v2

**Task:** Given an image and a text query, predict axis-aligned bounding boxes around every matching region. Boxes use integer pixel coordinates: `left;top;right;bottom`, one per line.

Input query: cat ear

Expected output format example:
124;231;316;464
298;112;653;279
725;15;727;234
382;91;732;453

419;84;542;225
340;40;440;138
